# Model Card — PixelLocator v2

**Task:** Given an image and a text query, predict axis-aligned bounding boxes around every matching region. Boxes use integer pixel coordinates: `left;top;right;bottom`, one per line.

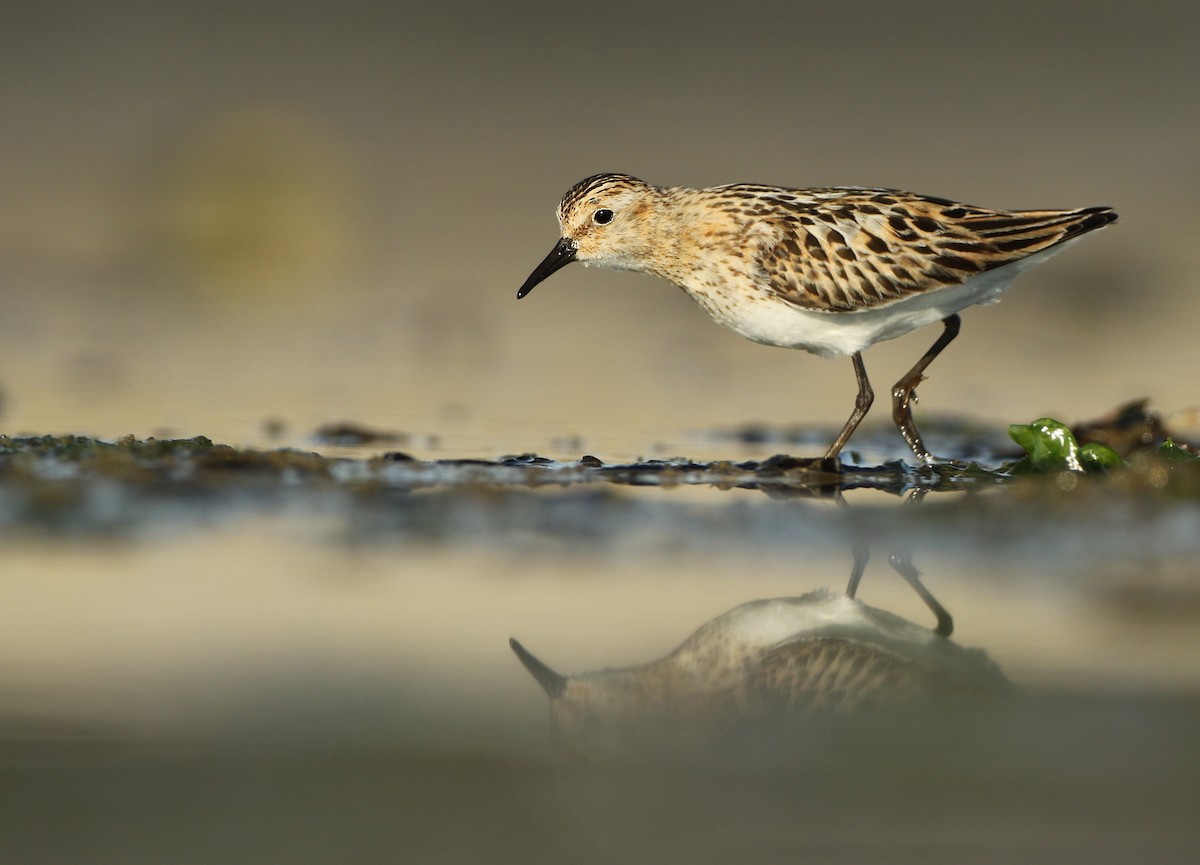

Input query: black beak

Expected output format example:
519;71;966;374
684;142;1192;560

517;237;577;299
509;638;568;698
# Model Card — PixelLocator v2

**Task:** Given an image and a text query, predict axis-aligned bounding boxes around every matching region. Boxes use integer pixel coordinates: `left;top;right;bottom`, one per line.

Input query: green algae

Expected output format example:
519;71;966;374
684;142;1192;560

1006;418;1123;474
1158;438;1198;463
1002;414;1200;497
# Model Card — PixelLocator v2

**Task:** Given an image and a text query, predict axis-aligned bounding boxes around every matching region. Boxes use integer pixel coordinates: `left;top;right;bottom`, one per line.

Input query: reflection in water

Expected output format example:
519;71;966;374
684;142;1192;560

511;486;1024;757
511;587;1015;758
843;487;955;637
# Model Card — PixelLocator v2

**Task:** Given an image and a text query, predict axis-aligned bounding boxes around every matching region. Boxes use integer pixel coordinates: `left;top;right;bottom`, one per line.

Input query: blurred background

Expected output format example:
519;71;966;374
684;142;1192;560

3;3;1199;863
1;0;1197;452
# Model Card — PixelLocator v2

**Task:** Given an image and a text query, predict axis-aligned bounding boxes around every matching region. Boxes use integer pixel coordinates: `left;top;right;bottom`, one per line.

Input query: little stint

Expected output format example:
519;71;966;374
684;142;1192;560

518;174;1117;462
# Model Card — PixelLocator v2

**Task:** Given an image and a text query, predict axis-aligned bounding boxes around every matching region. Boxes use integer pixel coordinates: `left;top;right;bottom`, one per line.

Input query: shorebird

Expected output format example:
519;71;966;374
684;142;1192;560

510;590;1015;757
517;174;1117;463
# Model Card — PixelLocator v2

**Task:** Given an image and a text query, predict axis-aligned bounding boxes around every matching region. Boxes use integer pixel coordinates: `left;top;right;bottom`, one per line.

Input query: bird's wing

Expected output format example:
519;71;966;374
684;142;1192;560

747;637;942;712
747;188;1116;312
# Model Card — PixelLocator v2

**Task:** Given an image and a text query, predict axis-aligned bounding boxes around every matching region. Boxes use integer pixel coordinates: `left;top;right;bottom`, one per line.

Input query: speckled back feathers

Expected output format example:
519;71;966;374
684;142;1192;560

554;174;1117;314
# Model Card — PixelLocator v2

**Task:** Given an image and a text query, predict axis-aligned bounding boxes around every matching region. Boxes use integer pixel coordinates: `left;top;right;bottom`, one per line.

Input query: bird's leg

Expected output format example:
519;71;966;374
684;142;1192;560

845;533;869;599
839;491;869;599
825;353;873;459
891;314;961;463
889;546;953;638
888;489;953;636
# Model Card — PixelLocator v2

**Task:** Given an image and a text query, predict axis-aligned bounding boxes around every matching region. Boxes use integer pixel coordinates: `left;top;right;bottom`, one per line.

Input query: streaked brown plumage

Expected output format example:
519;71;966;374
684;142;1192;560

510;591;1017;757
519;174;1117;463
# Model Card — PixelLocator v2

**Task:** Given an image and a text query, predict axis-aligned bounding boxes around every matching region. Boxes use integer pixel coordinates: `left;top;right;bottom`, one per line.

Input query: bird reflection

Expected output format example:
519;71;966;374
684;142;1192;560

511;506;1015;757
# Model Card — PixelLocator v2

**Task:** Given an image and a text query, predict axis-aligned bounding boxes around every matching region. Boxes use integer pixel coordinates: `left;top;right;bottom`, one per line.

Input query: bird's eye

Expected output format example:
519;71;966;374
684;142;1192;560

592;209;614;225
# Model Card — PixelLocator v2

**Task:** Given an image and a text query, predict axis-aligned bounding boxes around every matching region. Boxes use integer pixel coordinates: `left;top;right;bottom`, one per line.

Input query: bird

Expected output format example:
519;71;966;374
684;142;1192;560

510;590;1016;757
517;174;1117;463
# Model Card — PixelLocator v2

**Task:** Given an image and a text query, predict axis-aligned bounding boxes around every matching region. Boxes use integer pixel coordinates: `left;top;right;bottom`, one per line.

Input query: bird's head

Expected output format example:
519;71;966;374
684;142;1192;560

517;173;660;298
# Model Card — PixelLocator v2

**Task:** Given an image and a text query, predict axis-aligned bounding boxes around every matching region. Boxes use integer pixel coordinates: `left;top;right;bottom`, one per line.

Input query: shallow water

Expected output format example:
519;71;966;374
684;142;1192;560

1;427;1198;863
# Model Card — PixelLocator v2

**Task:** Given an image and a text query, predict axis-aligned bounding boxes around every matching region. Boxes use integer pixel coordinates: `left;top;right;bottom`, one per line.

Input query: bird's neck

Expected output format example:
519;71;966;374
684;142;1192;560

643;188;754;290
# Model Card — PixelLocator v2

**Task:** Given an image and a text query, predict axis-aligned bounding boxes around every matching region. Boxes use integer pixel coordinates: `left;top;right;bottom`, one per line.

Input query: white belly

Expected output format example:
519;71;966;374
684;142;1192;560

683;244;1073;359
